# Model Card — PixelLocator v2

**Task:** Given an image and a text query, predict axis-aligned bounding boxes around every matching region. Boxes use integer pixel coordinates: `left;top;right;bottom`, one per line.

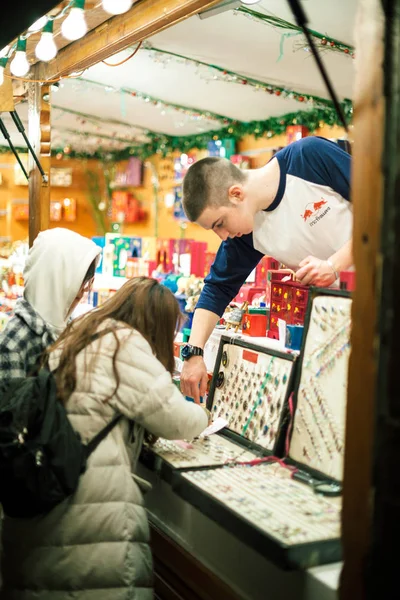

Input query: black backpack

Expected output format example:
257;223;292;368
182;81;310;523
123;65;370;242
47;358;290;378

0;368;122;518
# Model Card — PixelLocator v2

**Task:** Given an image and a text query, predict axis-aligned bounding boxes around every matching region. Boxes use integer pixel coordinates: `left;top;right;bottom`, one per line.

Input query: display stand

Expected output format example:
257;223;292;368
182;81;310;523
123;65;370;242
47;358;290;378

141;338;297;480
151;289;352;570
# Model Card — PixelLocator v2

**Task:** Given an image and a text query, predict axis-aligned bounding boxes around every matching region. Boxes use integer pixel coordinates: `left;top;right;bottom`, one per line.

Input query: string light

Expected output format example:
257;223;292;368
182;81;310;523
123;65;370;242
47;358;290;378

35;20;57;62
0;57;7;86
0;46;9;59
28;15;48;32
102;0;133;15
61;0;88;41
10;38;30;77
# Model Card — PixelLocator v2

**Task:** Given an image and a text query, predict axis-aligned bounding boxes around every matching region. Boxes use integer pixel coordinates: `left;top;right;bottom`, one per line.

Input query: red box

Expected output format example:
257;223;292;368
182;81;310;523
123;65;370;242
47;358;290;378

255;256;280;287
268;280;309;335
340;270;356;292
266;269;294;306
242;312;267;337
190;241;207;277
235;285;265;305
286;125;309;145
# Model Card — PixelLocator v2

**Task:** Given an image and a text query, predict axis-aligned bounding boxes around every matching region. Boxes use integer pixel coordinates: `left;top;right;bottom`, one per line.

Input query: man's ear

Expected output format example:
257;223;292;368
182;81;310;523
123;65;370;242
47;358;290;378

228;184;244;205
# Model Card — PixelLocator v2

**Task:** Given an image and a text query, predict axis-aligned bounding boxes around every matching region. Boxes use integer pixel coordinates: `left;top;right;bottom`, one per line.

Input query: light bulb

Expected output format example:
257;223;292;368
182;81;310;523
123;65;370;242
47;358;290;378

240;0;261;4
61;7;88;41
28;16;48;32
35;32;57;61
10;40;30;77
102;0;133;14
0;46;9;58
10;51;30;76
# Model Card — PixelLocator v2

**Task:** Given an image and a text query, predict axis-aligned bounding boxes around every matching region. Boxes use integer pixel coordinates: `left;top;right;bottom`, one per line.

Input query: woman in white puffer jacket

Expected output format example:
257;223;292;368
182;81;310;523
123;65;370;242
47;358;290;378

0;277;209;600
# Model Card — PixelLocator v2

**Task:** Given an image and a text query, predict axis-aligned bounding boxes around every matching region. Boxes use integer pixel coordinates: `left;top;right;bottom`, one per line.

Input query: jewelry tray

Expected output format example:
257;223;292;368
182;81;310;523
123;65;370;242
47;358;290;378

140;337;297;480
169;289;351;570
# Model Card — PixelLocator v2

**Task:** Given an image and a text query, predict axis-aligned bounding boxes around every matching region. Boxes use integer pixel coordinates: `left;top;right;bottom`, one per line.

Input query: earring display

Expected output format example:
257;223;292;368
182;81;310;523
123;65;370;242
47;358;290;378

145;337;295;473
289;294;352;481
179;461;341;547
150;436;256;470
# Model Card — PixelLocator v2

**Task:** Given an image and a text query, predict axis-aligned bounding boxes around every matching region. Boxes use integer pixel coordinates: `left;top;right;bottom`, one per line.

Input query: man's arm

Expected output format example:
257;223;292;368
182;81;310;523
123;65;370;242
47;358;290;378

180;234;264;403
295;239;353;286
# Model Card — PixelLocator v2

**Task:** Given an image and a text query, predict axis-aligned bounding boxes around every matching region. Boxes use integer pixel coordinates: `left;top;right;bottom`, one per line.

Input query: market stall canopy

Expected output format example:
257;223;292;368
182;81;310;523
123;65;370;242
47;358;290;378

0;0;357;158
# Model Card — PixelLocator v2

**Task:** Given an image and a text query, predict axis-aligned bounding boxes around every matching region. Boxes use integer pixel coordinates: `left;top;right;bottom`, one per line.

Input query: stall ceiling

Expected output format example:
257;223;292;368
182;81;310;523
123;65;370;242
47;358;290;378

0;0;358;155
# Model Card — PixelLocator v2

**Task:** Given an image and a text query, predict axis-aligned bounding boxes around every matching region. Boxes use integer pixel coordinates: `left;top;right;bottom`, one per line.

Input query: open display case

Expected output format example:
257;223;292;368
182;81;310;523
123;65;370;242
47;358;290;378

141;337;297;478
169;289;352;570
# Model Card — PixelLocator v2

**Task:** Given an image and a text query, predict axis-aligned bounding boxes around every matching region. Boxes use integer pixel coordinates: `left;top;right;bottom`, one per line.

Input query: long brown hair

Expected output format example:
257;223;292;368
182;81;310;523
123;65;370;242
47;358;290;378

45;277;183;404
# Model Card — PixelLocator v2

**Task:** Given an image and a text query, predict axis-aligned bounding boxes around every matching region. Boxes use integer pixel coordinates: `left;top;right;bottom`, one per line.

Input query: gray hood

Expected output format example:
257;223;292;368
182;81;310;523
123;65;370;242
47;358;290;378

23;228;101;333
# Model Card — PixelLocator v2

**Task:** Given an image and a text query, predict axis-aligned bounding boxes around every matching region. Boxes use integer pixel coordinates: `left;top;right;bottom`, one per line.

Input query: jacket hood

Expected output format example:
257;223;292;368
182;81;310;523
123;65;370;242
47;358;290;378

23;228;101;333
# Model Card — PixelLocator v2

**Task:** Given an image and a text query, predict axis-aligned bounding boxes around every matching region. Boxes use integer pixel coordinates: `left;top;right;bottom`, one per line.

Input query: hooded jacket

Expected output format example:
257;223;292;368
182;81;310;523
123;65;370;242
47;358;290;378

0;228;101;381
0;323;208;600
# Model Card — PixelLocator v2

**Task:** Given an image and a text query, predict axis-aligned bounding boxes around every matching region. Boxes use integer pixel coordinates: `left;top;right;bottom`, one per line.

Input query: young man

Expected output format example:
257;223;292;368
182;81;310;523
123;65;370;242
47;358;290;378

180;136;353;403
0;228;101;382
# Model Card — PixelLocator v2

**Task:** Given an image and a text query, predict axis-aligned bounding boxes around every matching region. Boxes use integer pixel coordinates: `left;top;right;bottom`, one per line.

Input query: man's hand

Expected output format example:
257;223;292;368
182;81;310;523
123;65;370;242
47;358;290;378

180;356;208;404
295;256;336;287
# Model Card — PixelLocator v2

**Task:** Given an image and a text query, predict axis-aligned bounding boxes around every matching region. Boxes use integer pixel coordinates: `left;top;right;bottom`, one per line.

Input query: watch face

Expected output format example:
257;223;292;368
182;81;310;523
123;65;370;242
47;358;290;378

181;344;191;359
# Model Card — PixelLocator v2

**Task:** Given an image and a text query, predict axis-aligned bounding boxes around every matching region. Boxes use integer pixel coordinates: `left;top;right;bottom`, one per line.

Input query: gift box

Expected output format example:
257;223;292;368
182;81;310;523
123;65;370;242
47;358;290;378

268;279;309;338
340;270;356;292
234;284;265;305
242;308;268;337
255;256;280;287
286;125;309;145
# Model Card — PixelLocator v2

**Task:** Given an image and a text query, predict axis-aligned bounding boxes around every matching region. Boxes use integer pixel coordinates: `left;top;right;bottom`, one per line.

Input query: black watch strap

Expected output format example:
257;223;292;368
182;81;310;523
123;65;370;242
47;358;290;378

182;344;204;360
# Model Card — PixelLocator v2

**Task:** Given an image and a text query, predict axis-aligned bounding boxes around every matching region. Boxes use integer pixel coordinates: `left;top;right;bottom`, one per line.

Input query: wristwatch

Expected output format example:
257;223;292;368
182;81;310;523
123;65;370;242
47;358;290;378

181;344;204;361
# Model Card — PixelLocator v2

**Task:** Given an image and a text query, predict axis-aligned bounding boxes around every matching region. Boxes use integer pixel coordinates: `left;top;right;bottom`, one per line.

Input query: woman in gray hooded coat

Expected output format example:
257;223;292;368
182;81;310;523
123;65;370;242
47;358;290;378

0;276;209;600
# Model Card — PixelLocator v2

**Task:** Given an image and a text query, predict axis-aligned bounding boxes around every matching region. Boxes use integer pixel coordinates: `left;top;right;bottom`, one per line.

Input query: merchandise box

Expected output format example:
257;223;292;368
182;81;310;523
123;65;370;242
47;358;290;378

104;234;142;277
141;336;297;482
269;279;309;336
170;288;352;570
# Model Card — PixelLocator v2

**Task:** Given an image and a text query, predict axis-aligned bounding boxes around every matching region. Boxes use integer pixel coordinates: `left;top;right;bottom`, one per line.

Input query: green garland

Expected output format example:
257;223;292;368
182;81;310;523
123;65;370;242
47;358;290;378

144;45;337;109
237;7;355;57
0;105;352;161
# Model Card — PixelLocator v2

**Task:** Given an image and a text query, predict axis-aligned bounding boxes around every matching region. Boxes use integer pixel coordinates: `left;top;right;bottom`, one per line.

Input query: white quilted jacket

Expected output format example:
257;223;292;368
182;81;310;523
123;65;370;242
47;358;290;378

0;323;207;600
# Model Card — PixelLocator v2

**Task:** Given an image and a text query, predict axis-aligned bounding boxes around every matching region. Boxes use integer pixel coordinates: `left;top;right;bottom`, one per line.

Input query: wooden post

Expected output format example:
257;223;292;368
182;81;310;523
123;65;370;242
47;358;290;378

28;66;50;246
340;0;385;598
367;0;400;596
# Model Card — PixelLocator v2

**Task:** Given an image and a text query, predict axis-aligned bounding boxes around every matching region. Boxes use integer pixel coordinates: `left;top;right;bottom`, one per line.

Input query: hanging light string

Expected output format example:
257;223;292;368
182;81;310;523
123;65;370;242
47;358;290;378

143;44;346;110
236;7;355;58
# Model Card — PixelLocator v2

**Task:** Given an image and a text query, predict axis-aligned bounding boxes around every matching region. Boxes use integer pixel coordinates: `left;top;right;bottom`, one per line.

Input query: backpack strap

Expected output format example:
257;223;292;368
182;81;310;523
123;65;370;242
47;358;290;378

85;413;124;457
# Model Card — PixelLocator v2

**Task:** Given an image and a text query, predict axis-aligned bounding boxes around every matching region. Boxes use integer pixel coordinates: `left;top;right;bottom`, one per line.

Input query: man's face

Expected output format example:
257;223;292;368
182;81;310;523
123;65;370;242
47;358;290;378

195;189;254;242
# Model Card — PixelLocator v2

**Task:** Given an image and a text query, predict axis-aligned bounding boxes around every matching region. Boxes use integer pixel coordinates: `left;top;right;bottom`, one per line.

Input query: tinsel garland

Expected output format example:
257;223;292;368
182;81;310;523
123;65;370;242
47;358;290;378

0;104;352;161
237;7;355;57
46;103;352;161
144;45;336;109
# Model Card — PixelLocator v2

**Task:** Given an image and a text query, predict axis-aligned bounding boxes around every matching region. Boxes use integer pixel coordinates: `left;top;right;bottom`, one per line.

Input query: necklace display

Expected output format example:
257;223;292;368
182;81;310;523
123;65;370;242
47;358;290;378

289;295;352;481
182;462;341;546
151;340;294;470
211;343;293;451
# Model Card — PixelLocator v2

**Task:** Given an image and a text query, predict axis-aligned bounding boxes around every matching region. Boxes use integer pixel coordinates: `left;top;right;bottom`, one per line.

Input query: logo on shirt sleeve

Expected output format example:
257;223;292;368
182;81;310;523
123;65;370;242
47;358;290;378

301;199;330;226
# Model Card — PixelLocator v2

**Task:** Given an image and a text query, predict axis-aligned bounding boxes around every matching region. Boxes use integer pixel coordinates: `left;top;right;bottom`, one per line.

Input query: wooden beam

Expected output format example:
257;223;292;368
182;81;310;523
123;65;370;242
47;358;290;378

28;68;51;246
38;0;220;81
339;0;385;598
367;0;400;595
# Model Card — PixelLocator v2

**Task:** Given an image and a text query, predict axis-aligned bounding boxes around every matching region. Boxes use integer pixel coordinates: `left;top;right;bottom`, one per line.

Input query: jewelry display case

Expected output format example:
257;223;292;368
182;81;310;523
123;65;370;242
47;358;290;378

170;289;352;570
140;338;297;479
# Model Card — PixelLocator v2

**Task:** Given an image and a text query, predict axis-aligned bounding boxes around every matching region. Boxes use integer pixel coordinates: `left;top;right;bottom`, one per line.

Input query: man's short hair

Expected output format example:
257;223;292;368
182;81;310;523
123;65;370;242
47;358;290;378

182;157;246;222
